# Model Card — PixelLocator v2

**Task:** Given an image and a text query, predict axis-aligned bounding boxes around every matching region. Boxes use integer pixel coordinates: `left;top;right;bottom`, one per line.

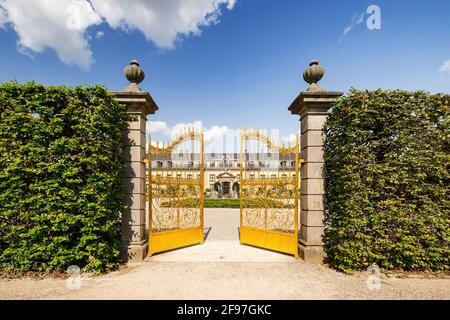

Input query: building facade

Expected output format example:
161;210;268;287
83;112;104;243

149;153;296;198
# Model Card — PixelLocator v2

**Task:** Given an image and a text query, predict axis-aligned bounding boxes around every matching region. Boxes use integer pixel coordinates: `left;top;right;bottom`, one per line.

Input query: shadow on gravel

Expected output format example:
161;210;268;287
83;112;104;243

204;227;212;241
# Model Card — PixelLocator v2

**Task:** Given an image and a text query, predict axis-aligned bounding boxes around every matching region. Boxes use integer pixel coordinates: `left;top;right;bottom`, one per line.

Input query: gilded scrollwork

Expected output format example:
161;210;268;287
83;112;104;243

241;130;296;156
150;131;203;157
150;179;201;232
149;129;204;234
240;129;299;235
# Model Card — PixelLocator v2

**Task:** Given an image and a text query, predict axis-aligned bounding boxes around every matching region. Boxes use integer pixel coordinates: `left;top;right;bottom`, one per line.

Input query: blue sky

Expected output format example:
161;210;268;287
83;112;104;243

0;0;449;149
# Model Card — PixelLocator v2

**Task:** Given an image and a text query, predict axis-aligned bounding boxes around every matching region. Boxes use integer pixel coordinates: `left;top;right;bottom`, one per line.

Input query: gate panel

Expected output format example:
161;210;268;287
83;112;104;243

240;129;299;257
147;129;204;256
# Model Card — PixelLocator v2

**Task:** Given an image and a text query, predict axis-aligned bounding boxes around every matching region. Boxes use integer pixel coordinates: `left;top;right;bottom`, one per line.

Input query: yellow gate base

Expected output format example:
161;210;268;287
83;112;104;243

240;226;298;257
149;227;204;256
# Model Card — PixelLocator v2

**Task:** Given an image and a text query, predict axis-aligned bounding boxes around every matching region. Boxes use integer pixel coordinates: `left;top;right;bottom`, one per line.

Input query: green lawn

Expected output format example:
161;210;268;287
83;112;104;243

204;198;241;208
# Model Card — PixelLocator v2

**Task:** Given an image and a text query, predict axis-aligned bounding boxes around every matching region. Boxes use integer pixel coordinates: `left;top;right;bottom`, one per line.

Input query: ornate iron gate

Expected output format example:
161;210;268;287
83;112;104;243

147;129;204;256
240;129;300;257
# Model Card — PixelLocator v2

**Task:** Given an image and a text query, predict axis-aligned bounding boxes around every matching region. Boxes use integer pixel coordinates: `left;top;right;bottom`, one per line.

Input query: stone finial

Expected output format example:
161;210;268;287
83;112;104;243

303;60;325;92
123;59;145;92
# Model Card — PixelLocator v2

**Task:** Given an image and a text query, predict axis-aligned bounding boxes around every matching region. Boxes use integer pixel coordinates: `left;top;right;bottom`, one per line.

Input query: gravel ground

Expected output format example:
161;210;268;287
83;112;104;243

1;209;449;300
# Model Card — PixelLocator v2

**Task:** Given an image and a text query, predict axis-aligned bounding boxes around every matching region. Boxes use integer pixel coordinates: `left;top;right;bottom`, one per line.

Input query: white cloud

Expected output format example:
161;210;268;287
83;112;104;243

0;0;101;69
281;133;299;146
147;121;301;154
0;6;6;27
147;120;172;136
204;125;229;143
340;12;365;43
95;30;104;38
0;0;236;69
147;120;230;152
171;121;204;136
439;60;450;73
90;0;235;49
148;120;229;142
226;0;236;10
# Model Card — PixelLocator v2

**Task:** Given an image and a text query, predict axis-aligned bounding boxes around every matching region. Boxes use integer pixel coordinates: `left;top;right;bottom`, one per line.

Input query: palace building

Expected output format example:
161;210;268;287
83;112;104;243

149;152;297;198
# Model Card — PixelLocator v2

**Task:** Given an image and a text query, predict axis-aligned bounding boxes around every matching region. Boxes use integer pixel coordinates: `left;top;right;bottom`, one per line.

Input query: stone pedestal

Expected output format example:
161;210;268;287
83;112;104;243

289;91;342;264
112;91;158;262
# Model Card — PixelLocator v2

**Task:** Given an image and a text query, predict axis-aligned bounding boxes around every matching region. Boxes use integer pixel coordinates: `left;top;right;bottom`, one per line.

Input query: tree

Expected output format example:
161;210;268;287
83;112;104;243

232;182;240;195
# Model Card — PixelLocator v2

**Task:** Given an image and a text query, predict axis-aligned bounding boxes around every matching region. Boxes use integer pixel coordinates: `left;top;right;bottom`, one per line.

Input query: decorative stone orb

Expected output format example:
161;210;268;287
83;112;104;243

303;60;325;85
124;59;145;85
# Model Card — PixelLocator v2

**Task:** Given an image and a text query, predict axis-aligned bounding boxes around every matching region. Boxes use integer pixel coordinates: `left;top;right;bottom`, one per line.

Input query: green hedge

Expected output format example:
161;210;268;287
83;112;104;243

0;81;128;273
324;89;449;273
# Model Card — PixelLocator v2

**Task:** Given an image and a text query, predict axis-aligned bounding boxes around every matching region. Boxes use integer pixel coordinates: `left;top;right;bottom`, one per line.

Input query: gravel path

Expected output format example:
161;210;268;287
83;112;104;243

1;209;449;300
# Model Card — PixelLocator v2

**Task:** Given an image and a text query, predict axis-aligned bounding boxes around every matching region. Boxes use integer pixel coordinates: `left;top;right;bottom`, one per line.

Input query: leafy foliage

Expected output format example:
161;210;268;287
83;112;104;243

0;81;128;273
324;89;449;273
232;181;240;194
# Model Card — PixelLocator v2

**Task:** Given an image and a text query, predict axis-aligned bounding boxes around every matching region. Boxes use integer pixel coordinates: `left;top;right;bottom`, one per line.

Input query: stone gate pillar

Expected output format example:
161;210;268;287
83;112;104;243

112;60;158;262
288;60;342;263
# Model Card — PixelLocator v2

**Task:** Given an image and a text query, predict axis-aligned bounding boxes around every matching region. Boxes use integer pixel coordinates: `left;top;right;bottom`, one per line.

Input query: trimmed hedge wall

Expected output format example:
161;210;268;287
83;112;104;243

324;89;449;273
0;81;127;273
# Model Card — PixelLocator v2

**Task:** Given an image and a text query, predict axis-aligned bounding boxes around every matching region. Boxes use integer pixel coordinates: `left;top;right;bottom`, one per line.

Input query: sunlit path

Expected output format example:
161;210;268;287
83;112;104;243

147;209;294;263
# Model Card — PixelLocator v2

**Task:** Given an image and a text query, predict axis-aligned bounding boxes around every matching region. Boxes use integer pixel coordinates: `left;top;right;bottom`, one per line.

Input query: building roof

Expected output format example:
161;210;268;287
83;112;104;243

151;153;295;161
216;171;236;179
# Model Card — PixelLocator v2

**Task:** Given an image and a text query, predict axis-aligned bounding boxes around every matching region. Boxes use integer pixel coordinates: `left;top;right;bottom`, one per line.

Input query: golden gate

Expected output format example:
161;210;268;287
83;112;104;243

239;129;300;257
147;129;204;256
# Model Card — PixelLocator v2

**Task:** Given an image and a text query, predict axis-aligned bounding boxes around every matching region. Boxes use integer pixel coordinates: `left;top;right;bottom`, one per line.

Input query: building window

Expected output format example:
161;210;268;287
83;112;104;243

187;174;192;179
177;174;182;178
157;161;163;168
210;162;215;168
271;174;276;179
260;174;266;179
237;174;240;181
291;161;295;168
250;174;255;179
210;174;216;182
282;174;287;179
